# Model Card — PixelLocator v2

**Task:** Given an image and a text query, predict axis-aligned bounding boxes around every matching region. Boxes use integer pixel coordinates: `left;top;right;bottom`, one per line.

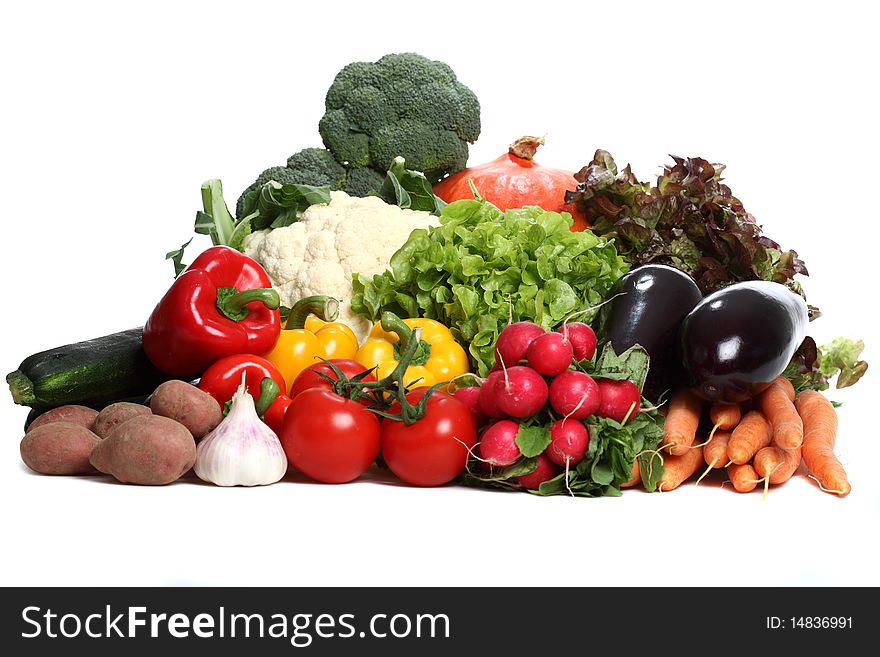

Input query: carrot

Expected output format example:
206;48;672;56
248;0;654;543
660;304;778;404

727;410;772;465
709;402;741;433
657;445;704;492
703;430;732;469
662;388;702;456
728;463;760;493
754;445;802;485
621;458;641;488
695;430;732;486
796;391;850;497
773;376;795;402
759;377;803;449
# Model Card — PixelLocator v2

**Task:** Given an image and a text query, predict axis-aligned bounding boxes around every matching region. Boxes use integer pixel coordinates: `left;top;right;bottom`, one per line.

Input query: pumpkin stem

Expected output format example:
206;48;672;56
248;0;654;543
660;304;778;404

509;135;546;160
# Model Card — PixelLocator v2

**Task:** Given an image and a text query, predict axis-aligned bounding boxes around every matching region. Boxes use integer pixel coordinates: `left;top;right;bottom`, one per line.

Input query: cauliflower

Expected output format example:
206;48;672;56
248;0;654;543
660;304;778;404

242;191;439;342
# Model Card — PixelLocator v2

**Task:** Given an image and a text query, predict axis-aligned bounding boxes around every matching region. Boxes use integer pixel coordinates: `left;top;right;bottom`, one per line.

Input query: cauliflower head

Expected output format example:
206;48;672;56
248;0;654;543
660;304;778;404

242;191;439;342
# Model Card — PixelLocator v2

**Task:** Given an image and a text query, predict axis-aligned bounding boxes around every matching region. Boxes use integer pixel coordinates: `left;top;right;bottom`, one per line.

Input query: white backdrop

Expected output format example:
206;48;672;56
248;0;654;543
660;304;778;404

1;0;878;586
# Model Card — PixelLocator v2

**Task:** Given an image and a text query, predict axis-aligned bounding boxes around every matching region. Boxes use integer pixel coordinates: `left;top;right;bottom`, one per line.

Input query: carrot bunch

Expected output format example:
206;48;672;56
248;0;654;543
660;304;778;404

648;378;850;497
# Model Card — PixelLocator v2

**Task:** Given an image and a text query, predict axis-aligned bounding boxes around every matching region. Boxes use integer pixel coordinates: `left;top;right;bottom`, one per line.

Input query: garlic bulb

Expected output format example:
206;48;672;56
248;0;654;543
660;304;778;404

194;381;288;486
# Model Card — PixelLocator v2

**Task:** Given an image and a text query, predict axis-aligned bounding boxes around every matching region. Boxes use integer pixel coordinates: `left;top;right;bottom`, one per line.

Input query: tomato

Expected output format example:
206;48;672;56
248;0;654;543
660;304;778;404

280;388;380;484
288;359;376;400
380;389;477;487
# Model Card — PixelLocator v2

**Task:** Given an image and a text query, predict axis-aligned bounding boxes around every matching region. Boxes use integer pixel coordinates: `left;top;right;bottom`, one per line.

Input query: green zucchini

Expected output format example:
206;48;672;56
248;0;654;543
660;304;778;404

7;328;175;411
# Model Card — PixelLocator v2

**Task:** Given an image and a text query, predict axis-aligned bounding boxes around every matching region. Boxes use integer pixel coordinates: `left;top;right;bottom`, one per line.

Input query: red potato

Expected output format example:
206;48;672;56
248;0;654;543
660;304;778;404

90;415;196;485
92;402;152;439
150;380;222;440
20;422;101;475
27;405;98;433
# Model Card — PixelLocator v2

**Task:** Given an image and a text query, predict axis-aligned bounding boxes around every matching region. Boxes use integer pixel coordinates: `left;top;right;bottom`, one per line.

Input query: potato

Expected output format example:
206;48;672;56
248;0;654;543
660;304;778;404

27;405;99;433
150;380;222;440
20;422;101;475
92;401;152;439
89;415;196;485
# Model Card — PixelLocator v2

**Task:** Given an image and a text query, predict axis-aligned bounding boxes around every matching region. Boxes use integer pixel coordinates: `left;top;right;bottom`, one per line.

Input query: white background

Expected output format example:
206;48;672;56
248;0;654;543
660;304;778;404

1;0;878;587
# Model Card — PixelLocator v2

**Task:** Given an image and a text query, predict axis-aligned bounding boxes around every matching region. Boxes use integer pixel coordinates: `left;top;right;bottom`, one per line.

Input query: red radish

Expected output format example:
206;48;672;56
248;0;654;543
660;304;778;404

516;453;559;489
596;379;641;424
555;322;597;361
477;420;522;467
526;331;573;377
478;371;508;419
453;386;490;428
549;371;600;419
494;366;549;419
494;322;545;367
547;418;590;466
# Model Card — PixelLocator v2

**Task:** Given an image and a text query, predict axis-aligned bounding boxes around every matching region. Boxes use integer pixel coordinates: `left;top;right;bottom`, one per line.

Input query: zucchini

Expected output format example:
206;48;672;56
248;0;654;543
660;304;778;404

7;328;175;411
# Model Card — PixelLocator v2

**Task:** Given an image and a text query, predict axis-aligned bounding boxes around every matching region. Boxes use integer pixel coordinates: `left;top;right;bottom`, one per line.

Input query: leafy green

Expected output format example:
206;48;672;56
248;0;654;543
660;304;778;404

352;197;629;375
565;150;810;303
165;238;193;277
168;178;331;276
465;344;666;498
515;425;551;458
377;156;446;215
226;180;331;250
785;336;868;394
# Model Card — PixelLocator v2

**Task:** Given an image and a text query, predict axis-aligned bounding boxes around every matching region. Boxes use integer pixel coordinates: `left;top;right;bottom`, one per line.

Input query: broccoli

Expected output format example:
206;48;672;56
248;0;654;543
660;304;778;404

318;52;481;183
235;148;381;218
343;166;385;198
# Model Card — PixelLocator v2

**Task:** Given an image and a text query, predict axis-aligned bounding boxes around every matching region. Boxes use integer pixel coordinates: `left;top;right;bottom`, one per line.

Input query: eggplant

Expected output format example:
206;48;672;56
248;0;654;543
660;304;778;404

679;281;808;403
598;264;703;402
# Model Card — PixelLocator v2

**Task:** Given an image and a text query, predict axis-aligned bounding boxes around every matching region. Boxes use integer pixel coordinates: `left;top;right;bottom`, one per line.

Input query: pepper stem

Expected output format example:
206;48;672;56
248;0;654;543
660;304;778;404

380;312;432;366
285;295;340;330
216;287;280;322
255;377;281;416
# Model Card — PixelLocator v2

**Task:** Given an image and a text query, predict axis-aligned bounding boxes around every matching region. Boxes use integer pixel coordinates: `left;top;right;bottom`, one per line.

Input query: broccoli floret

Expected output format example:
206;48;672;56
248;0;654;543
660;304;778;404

236;149;348;218
344;166;386;198
319;52;481;183
235;165;305;219
235;148;388;218
286;147;348;188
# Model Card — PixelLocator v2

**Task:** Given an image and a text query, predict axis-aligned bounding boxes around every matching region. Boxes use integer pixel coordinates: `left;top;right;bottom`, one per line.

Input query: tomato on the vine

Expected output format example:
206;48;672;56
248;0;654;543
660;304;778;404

380;389;477;487
288;359;376;400
281;388;380;484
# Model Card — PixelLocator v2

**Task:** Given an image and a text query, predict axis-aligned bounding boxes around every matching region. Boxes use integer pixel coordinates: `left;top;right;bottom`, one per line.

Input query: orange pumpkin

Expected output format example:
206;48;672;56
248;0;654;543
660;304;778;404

433;136;589;231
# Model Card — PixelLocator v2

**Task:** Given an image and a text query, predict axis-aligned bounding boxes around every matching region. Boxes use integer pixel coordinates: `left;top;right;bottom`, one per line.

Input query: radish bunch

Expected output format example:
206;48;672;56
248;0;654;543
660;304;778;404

454;321;643;491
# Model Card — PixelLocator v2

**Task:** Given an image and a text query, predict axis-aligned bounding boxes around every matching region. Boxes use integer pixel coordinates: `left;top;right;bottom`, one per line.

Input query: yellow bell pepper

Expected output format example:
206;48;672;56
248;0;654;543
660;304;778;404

263;295;359;391
355;313;470;389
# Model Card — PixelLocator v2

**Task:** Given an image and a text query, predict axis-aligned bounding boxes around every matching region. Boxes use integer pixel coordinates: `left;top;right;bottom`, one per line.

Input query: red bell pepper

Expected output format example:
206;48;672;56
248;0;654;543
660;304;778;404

198;354;291;435
143;246;281;377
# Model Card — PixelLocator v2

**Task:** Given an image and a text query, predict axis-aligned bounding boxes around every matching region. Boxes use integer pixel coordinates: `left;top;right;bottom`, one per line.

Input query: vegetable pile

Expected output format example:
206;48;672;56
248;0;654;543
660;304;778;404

352;195;628;375
5;51;867;501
